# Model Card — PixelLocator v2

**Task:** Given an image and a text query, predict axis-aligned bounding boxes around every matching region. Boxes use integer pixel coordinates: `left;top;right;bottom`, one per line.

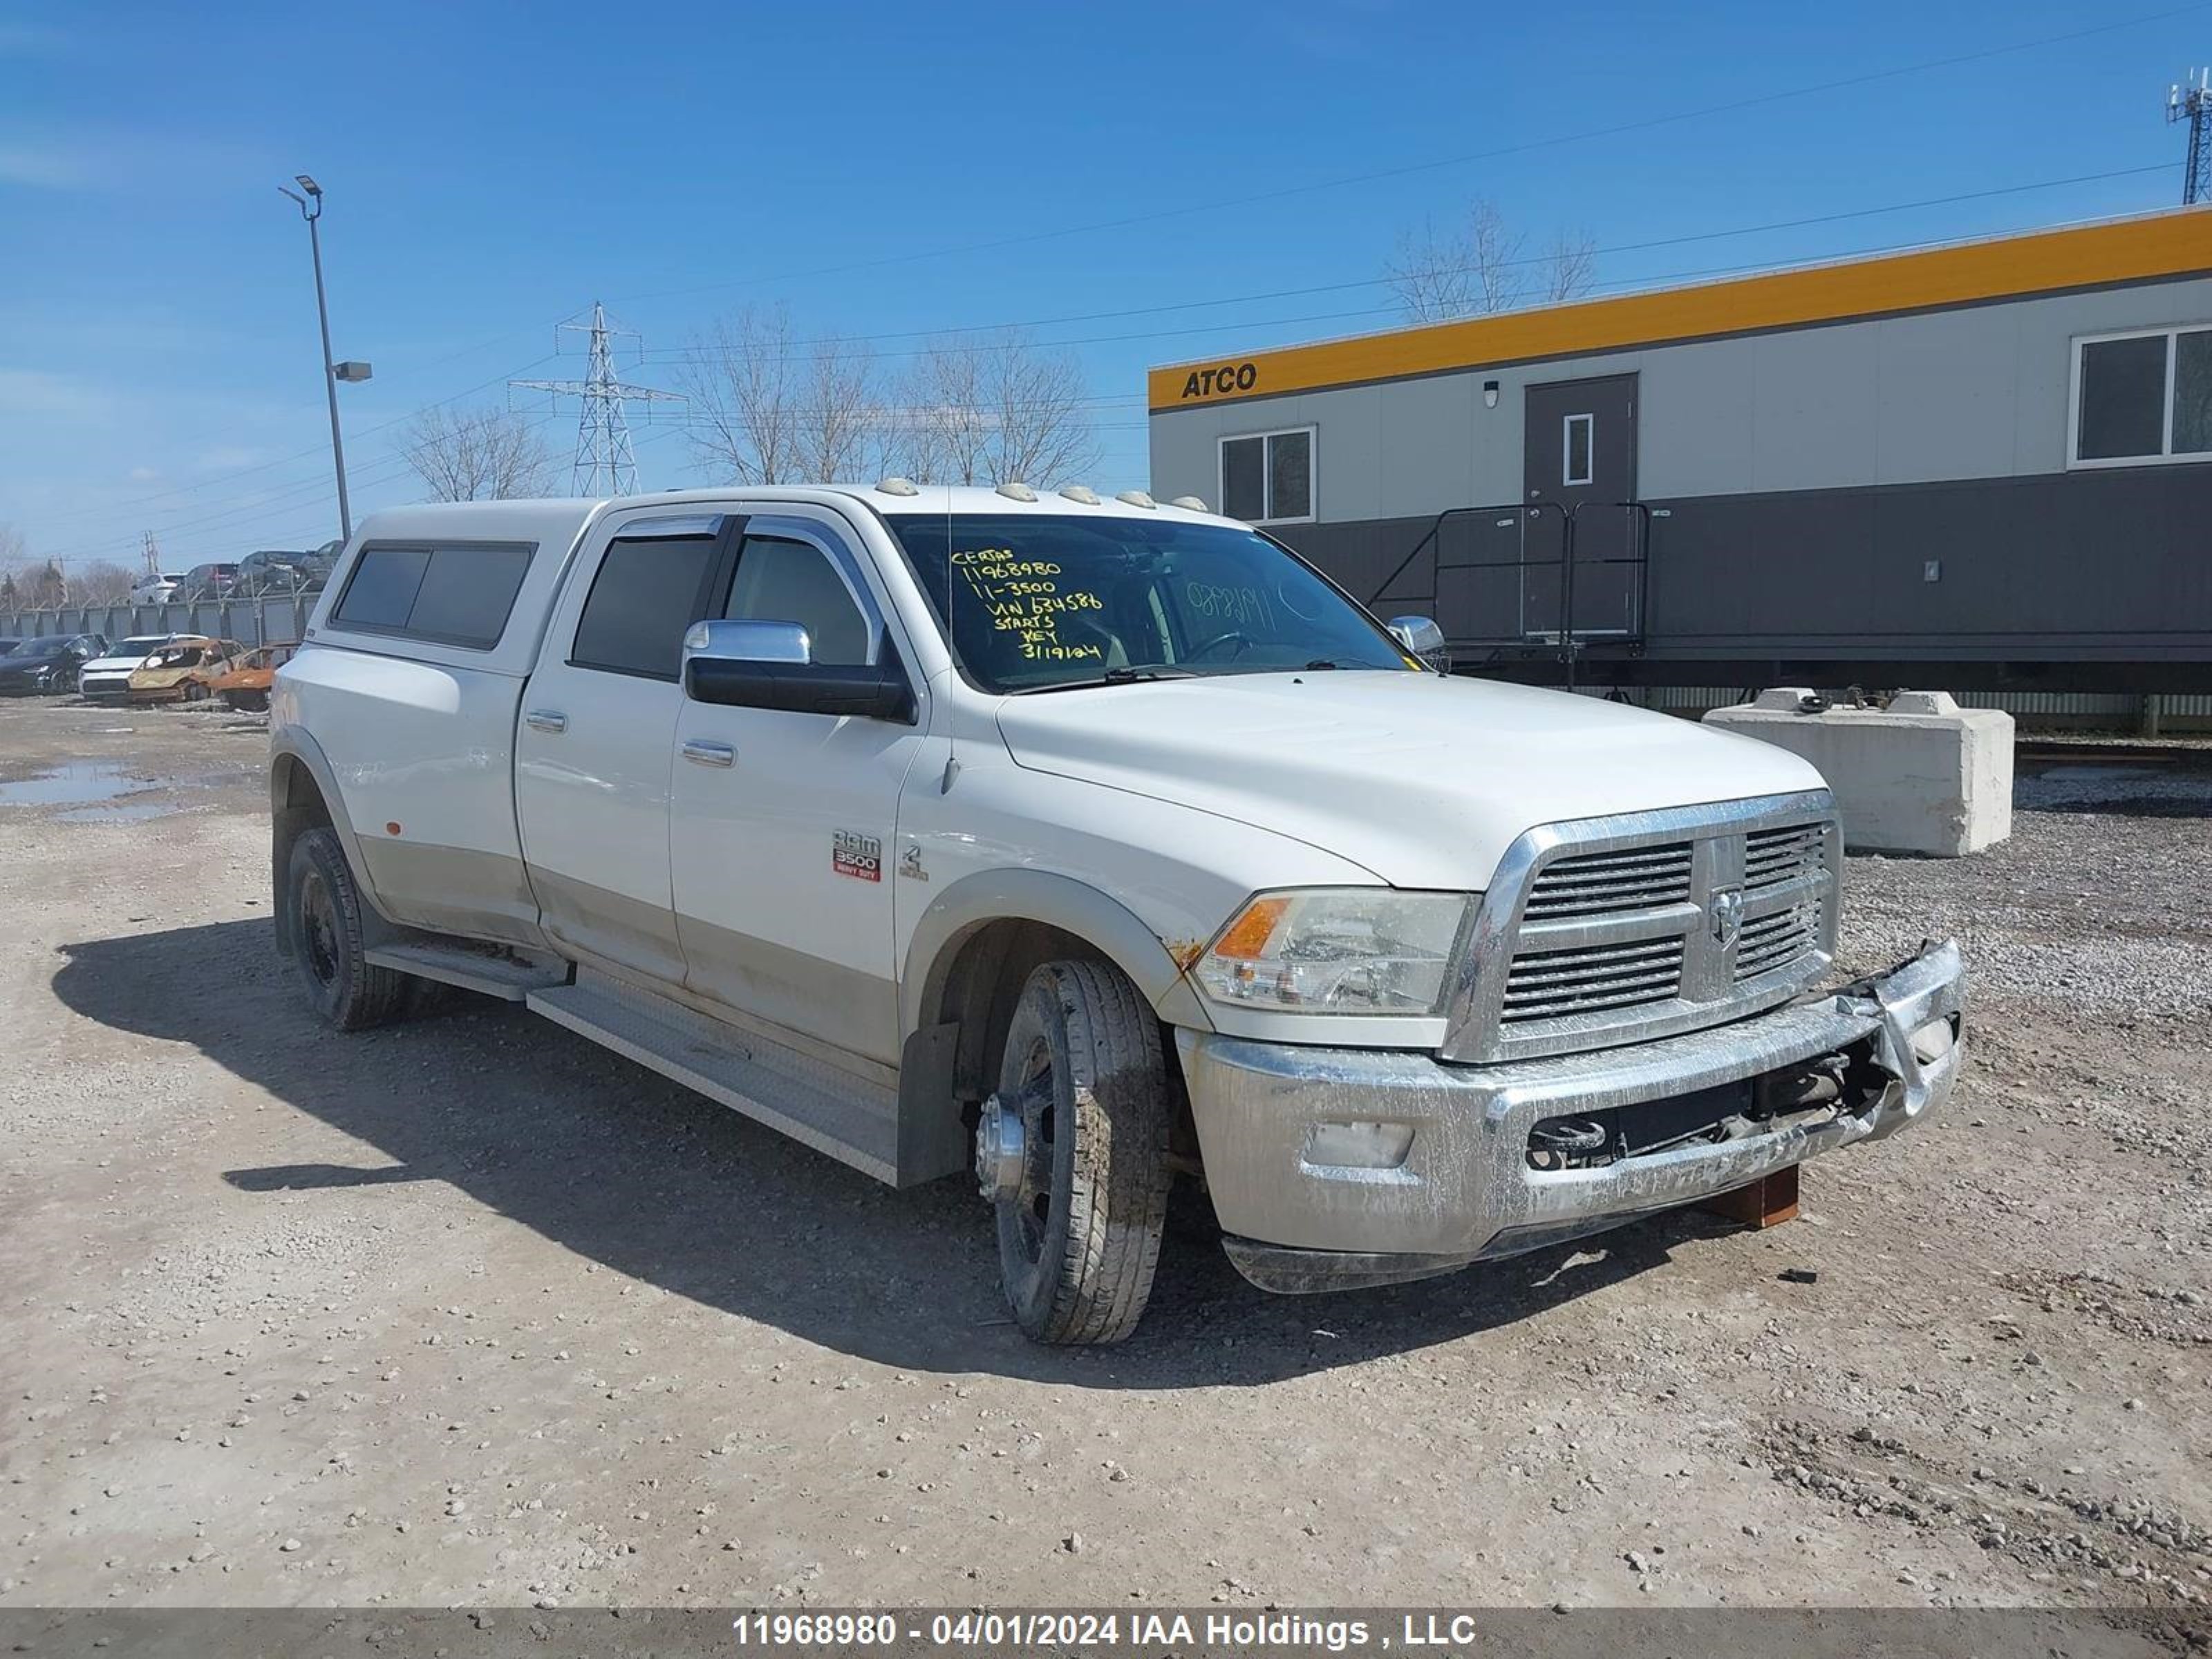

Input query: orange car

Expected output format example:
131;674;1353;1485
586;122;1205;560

198;642;296;712
127;637;246;704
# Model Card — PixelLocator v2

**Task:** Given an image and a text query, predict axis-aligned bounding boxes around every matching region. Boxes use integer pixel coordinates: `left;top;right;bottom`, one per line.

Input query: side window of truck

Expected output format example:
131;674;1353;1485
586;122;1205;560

331;543;534;649
722;534;872;666
569;532;722;680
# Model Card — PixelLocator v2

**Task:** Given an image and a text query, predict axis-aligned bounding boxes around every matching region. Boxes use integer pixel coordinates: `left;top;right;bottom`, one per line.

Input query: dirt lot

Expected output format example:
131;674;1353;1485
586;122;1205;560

0;698;2206;1612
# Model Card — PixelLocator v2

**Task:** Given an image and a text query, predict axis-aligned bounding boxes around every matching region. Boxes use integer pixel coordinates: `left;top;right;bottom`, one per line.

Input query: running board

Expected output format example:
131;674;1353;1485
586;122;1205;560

365;940;569;1002
525;968;901;1184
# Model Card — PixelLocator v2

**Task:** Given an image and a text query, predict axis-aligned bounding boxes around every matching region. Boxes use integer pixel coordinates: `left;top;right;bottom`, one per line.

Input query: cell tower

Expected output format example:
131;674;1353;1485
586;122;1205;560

2169;68;2212;205
511;302;682;496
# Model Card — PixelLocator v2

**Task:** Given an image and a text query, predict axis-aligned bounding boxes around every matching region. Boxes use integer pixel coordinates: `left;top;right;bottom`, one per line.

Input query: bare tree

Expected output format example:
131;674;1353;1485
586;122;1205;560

1383;198;1598;322
797;334;883;482
678;306;804;485
0;523;24;568
73;561;135;605
894;329;1098;489
1541;228;1598;303
400;404;560;502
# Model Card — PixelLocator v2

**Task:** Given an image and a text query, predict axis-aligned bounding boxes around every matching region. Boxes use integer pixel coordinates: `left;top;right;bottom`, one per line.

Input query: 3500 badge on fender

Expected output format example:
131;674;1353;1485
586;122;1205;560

832;830;883;882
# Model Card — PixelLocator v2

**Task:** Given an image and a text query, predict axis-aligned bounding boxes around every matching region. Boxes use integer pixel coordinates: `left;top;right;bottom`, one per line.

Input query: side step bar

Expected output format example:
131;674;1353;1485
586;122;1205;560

526;968;902;1185
364;940;569;1002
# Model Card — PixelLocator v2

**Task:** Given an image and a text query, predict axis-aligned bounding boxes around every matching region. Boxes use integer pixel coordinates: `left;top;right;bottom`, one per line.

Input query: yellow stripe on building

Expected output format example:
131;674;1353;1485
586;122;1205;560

1148;209;2212;411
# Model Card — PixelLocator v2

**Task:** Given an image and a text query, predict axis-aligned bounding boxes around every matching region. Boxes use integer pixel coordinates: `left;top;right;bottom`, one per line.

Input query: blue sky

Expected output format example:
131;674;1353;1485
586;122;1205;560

3;0;2205;574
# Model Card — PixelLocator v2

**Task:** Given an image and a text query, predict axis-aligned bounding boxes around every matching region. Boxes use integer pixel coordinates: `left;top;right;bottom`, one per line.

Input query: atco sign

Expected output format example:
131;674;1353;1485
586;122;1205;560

1179;362;1259;400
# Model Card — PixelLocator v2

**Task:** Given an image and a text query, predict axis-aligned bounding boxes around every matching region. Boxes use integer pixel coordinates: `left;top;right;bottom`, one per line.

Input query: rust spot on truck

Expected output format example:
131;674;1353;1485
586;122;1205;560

1165;938;1208;975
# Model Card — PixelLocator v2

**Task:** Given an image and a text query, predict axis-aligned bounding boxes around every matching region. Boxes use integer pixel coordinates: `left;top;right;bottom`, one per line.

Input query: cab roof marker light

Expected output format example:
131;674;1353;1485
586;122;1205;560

874;476;921;497
1115;489;1157;509
995;481;1039;503
1169;495;1208;512
1059;485;1101;505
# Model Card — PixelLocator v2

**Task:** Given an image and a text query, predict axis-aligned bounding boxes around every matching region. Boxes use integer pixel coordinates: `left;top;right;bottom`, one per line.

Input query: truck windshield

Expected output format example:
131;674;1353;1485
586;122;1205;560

885;514;1415;693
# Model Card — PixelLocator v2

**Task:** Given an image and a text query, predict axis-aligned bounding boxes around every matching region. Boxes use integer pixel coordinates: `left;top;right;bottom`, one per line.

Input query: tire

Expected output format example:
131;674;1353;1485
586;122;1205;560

984;959;1172;1344
285;827;411;1031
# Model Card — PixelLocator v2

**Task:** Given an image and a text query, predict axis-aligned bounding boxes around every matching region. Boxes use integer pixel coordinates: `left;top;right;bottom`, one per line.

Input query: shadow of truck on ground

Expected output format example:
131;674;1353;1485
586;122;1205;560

53;918;1730;1388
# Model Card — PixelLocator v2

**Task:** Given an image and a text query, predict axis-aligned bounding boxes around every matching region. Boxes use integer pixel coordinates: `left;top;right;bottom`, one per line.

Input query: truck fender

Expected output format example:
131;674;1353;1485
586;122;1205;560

901;867;1214;1038
269;724;399;948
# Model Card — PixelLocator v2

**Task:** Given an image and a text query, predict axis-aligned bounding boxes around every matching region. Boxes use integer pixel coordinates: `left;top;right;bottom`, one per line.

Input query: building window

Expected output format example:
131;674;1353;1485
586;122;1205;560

1562;413;1595;487
2070;326;2212;466
1219;428;1315;523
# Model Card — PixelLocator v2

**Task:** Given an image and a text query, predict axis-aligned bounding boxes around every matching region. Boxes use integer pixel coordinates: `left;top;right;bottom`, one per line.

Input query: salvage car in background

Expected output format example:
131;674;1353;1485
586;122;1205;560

126;636;245;703
171;563;241;604
129;571;186;604
196;641;294;711
0;633;107;696
78;635;178;702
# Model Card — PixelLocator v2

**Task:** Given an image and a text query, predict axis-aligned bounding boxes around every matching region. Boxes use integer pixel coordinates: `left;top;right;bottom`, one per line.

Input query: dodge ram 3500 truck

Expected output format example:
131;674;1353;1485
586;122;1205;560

271;484;1966;1344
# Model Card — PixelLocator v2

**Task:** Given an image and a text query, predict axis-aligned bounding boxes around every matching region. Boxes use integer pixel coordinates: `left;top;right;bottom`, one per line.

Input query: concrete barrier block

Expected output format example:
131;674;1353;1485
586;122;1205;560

1703;689;2013;856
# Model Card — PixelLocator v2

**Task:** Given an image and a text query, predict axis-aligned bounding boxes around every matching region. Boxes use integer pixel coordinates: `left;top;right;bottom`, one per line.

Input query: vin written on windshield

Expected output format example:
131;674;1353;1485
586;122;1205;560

885;514;1415;694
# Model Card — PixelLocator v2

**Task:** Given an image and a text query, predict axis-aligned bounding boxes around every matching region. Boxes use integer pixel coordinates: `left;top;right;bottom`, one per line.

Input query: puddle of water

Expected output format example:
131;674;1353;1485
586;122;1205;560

55;800;187;825
0;761;154;807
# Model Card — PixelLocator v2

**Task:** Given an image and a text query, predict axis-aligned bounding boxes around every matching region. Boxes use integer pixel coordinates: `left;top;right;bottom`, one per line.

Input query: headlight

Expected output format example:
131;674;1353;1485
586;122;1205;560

1194;888;1472;1015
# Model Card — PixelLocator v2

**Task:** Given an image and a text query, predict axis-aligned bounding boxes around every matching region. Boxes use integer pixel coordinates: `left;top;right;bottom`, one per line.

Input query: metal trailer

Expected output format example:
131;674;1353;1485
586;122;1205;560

1146;208;2212;696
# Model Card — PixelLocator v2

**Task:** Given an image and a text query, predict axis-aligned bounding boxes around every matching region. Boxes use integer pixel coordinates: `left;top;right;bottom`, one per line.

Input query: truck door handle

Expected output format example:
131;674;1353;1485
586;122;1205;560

525;709;568;733
681;739;735;768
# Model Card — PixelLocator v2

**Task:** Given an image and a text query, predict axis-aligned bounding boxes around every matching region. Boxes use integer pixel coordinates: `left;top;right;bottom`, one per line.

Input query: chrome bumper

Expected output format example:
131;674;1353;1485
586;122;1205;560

1177;939;1965;1293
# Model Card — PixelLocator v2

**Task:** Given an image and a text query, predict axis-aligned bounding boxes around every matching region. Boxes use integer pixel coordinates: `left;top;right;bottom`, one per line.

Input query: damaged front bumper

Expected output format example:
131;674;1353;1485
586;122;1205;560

1177;939;1965;1293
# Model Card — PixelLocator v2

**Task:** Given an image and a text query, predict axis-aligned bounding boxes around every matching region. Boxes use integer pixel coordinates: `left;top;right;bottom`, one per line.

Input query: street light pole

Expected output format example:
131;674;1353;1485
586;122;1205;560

279;174;353;543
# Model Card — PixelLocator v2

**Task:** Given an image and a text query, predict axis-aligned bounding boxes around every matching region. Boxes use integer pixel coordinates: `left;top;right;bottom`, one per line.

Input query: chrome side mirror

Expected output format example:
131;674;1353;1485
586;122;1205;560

683;618;812;668
681;618;916;724
1387;615;1452;674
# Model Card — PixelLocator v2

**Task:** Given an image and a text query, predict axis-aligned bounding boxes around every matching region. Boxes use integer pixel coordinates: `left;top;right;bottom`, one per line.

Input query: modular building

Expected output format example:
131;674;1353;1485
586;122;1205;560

1147;209;2212;692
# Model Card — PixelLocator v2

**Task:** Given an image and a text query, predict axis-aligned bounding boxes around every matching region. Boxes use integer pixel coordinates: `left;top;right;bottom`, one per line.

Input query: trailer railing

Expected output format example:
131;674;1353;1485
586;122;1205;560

1369;500;1655;688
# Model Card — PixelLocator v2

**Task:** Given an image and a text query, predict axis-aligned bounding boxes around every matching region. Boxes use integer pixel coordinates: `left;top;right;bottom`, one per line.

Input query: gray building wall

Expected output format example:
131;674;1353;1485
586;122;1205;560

1149;275;2212;515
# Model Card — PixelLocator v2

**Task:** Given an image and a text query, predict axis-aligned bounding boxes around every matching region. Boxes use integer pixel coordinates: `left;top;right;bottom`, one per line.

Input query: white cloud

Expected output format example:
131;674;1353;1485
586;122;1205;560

126;466;158;482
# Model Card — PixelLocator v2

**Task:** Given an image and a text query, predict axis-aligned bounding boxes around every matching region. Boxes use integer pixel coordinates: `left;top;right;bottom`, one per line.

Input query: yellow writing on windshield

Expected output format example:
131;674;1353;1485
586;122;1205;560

953;547;1107;664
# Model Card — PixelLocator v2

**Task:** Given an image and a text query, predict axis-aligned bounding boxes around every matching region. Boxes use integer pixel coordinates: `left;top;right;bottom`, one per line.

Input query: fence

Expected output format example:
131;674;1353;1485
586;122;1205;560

0;592;317;650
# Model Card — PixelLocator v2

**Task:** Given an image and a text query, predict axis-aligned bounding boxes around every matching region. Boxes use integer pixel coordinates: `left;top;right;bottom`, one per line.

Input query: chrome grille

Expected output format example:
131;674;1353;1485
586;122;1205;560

1734;903;1816;982
1443;791;1841;1064
1745;823;1824;890
1523;843;1694;917
1501;936;1685;1022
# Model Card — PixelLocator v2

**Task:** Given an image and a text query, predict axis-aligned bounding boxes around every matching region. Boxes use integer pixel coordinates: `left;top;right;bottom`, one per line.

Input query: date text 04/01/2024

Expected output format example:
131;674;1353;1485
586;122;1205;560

728;1611;1492;1649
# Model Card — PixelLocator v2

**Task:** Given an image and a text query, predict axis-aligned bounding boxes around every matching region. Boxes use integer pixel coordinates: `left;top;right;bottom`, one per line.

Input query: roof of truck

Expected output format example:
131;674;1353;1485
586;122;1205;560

348;485;1226;549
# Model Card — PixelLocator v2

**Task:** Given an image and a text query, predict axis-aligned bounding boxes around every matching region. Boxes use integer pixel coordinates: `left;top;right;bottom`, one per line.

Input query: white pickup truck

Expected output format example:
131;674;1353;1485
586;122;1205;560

271;483;1965;1343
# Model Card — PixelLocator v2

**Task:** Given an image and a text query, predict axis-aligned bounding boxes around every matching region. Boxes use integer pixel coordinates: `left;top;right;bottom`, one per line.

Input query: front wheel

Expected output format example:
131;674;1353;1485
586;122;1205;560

977;959;1173;1344
285;827;411;1030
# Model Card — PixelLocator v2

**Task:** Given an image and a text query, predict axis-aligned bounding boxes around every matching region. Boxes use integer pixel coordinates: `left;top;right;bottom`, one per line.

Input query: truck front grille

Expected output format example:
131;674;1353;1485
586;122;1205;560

1500;936;1686;1022
1734;902;1817;982
1444;793;1841;1064
1523;843;1694;918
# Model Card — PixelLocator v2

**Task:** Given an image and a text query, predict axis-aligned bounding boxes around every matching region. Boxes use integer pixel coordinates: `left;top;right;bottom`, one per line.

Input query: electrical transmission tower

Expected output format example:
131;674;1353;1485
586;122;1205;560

2170;68;2212;205
141;531;161;579
512;302;682;496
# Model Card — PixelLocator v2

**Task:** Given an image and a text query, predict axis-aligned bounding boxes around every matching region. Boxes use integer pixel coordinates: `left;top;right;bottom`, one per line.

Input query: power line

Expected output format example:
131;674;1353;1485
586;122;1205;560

629;163;2175;366
601;4;2212;309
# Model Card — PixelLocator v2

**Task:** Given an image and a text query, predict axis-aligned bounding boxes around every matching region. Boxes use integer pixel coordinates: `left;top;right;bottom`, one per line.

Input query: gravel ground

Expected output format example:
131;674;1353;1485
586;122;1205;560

0;700;2206;1612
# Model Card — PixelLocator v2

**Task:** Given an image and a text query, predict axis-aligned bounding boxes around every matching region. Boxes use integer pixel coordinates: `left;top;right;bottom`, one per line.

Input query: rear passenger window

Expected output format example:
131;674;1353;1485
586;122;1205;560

331;543;533;648
570;534;720;679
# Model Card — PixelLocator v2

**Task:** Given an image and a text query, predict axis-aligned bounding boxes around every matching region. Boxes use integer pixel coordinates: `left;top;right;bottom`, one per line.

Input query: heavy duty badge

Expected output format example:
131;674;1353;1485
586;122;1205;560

832;830;883;883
